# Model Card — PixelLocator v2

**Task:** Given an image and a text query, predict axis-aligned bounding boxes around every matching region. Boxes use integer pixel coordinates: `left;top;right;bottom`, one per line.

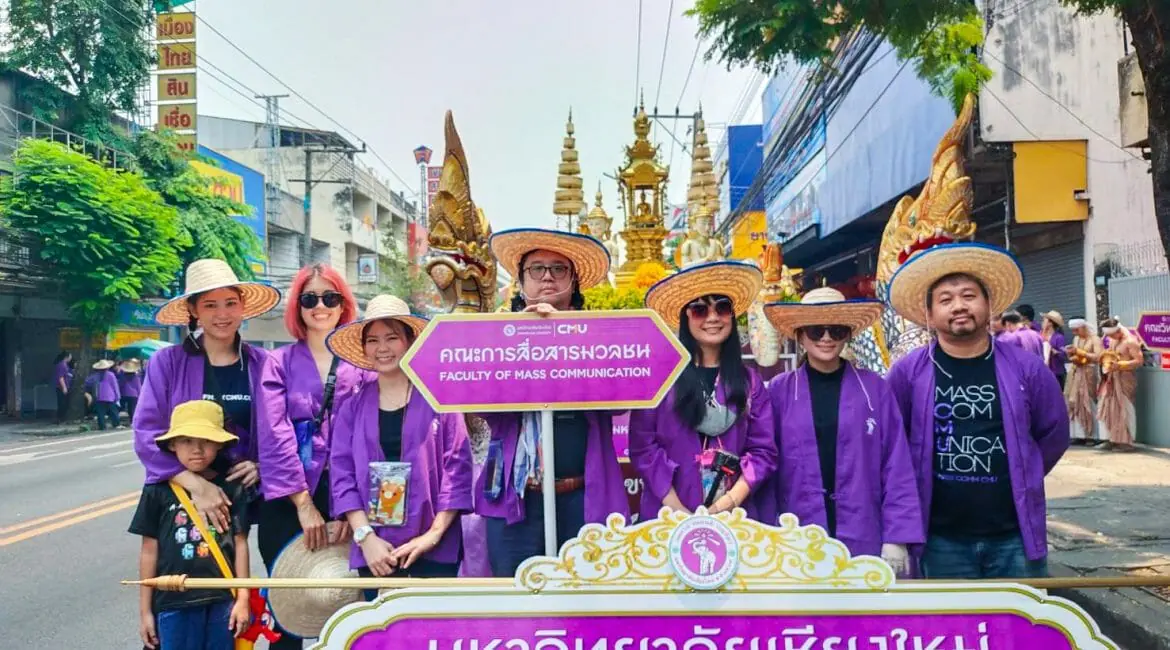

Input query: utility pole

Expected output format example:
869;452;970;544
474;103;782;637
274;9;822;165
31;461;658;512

255;94;289;235
289;143;367;267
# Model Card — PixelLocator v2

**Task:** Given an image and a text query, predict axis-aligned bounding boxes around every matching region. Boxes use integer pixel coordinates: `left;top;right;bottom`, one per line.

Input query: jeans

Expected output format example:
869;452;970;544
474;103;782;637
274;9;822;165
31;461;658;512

155;600;233;650
94;400;119;430
56;388;68;423
122;396;138;421
922;533;1048;579
485;488;586;578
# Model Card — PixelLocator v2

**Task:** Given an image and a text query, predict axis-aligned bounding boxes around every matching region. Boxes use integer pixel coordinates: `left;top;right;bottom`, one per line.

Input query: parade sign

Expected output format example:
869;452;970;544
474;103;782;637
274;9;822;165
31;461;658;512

400;310;690;412
310;512;1119;649
1138;312;1170;351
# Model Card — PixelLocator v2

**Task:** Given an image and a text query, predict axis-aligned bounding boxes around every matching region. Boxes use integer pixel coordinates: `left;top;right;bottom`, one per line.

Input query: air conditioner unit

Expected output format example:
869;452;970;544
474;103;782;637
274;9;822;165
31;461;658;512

1118;52;1149;149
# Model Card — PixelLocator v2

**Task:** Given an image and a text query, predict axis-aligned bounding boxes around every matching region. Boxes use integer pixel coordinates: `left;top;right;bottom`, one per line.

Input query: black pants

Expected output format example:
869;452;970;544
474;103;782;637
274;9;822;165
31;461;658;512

121;396;138;422
358;559;459;600
1057;374;1066;390
55;388;68;423
257;472;333;648
485;488;586;578
94;401;119;430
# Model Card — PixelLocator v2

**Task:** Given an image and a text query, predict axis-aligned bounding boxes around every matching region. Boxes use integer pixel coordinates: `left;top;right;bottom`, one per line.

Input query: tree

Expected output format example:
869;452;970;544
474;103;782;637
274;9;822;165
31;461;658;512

2;0;154;144
0;139;185;416
375;231;435;313
690;0;1170;285
133;130;263;281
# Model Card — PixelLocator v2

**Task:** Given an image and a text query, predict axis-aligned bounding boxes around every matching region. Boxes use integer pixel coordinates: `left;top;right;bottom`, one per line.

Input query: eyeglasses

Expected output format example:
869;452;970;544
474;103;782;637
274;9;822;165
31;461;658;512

687;298;734;320
524;263;571;280
801;325;851;342
299;291;344;309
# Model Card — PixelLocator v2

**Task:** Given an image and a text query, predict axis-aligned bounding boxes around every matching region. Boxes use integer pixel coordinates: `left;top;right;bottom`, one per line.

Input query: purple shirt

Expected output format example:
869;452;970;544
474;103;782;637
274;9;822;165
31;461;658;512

54;361;73;391
756;364;923;556
629;368;778;520
257;341;371;501
886;339;1069;561
329;381;473;569
89;369;121;403
118;370;142;399
132;343;270;483
1001;327;1044;358
473;411;629;526
1046;331;1068;377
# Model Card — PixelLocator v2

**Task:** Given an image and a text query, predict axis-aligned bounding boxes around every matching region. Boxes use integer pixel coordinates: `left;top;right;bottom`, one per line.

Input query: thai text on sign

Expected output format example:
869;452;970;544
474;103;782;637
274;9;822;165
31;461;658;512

159;103;197;132
157;42;196;70
156;11;196;41
1138;312;1170;351
157;73;196;101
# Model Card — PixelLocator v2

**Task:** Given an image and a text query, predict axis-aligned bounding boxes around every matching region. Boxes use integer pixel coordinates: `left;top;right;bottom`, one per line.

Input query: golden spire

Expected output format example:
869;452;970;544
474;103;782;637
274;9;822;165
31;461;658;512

587;181;611;226
553;109;586;230
686;110;719;220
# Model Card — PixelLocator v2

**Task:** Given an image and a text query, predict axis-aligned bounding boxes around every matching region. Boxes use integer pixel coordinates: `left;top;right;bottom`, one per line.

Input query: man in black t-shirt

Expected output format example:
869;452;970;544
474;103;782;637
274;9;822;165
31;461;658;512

129;400;252;649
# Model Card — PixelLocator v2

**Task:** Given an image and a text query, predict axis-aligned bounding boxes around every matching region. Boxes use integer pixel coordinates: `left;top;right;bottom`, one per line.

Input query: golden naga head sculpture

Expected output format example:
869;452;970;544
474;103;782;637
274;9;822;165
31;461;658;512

758;242;802;303
875;94;978;291
425;111;498;314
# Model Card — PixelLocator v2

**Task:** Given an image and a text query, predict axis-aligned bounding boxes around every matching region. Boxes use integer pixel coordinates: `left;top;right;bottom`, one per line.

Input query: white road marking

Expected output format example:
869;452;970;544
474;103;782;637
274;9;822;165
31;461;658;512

0;439;134;466
91;449;135;460
0;429;131;454
111;459;143;469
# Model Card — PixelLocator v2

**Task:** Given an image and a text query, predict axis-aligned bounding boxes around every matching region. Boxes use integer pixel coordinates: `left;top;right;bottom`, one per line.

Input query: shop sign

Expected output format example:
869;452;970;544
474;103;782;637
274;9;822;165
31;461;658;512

1138;312;1170;351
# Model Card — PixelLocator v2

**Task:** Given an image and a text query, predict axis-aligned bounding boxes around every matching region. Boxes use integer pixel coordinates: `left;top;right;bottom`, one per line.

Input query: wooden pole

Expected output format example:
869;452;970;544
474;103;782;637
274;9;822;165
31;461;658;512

125;574;1170;592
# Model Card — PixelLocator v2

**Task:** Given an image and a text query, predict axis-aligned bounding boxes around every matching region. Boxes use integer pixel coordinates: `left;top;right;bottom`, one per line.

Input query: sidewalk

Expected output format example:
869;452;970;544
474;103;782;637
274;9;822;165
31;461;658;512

0;417;103;438
1045;445;1170;649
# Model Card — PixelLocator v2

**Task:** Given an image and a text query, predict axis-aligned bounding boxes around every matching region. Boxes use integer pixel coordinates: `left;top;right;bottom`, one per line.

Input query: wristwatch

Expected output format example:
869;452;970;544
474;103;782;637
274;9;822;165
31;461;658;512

353;525;375;544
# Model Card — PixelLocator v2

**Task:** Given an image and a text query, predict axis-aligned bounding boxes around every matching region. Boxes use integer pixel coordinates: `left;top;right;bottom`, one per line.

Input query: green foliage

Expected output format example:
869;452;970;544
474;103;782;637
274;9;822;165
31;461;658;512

688;0;991;113
583;285;647;311
0;139;183;331
133;130;262;280
376;230;435;311
2;0;154;143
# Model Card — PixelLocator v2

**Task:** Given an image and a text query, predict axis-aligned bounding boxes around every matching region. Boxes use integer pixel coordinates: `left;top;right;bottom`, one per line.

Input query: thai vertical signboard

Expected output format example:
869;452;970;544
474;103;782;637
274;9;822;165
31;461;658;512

426;165;442;209
154;9;197;153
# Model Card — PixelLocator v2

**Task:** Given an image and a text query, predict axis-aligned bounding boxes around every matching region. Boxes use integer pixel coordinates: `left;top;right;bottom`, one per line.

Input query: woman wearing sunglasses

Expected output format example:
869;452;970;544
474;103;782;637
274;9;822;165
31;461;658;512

756;288;922;575
631;261;778;520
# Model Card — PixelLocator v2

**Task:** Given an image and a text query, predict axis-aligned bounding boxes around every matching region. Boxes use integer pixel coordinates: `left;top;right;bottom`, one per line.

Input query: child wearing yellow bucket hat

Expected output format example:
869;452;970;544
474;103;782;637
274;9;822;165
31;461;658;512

128;400;253;650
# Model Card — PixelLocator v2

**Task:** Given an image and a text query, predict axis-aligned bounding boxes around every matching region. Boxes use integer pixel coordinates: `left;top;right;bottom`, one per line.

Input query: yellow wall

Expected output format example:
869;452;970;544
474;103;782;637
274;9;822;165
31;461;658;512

730;211;768;261
1012;141;1089;223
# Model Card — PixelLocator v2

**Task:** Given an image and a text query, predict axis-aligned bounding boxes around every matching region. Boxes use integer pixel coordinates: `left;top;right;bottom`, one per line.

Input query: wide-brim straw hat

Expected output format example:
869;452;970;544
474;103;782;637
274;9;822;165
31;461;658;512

490;228;611;290
119;358;142;373
763;287;884;340
644;260;763;331
1044;310;1064;329
268;522;362;640
92;359;115;371
154;400;238;445
888;242;1023;327
326;294;428;370
155;259;282;326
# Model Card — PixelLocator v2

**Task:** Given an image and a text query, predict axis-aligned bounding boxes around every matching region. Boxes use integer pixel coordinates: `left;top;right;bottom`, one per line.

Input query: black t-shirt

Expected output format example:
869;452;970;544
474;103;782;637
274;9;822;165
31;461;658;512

203;356;252;436
379;408;404;462
128;475;248;613
930;347;1019;538
807;363;845;538
552;412;589;479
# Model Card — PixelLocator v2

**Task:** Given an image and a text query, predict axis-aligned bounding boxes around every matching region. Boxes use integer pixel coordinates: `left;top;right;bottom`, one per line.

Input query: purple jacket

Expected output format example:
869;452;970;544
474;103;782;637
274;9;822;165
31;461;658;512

629;368;777;519
1002;327;1044;358
118;371;142;399
132;343;269;483
1046;331;1068;377
90;370;121;403
756;364;923;556
473;411;629;526
330;381;473;569
886;339;1069;561
54;361;72;391
257;341;371;502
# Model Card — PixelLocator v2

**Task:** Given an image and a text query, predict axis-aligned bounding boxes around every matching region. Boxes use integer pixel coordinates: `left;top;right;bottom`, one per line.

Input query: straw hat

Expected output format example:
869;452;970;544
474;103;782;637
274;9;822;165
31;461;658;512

1044;310;1064;329
267;522;362;640
644;260;763;330
887;242;1023;327
155;259;282;326
326;294;428;370
119;358;142;373
763;287;884;340
154;401;238;445
490;228;611;290
92;359;115;371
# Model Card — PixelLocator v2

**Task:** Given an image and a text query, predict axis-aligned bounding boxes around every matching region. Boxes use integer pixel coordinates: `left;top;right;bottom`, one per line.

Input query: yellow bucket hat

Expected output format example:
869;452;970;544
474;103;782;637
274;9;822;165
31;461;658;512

155;400;239;445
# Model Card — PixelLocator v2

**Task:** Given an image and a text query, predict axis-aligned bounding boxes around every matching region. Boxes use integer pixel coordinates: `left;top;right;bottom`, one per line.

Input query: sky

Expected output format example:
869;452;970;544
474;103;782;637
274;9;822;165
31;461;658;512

190;0;763;233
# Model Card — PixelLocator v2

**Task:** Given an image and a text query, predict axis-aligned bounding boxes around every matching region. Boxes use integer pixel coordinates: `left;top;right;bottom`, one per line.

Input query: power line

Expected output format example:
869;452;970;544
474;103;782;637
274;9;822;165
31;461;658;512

653;0;675;110
634;0;643;106
981;85;1134;165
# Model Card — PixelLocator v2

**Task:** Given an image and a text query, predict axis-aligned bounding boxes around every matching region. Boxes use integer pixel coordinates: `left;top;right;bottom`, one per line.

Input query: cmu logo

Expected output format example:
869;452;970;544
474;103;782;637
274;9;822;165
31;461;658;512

556;324;588;335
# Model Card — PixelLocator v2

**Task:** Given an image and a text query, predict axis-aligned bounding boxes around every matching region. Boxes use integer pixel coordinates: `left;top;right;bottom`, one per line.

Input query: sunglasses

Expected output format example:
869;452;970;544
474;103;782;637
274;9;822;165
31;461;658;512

687;298;734;320
299;291;344;309
801;325;851;342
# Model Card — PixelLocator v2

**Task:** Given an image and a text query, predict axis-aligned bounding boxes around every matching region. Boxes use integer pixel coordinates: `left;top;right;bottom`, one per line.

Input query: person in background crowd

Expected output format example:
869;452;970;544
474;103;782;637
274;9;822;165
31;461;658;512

256;264;364;648
885;242;1068;579
1096;317;1143;452
1065;318;1103;446
1017;304;1041;332
1041;311;1068;390
90;359;121;430
118;358;143;422
328;294;472;582
990;314;1005;340
757;287;922;575
133;258;281;535
632;261;777;521
999;311;1044;358
477;228;628;578
53;351;73;423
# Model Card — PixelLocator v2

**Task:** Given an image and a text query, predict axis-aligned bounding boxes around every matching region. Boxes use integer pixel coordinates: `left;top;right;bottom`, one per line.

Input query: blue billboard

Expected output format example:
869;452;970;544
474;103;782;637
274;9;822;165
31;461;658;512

723;124;764;217
196;145;268;276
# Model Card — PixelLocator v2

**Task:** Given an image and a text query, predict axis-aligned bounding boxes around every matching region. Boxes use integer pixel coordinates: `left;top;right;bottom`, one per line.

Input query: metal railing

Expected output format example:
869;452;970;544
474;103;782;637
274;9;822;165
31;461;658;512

0;103;134;170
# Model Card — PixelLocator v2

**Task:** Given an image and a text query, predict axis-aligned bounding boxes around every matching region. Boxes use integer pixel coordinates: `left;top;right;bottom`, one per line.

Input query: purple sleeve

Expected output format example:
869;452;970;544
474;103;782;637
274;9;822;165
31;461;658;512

257;353;309;501
436;413;474;513
112;373;121;402
1029;358;1070;474
740;373;778;491
1051;332;1068;364
628;402;678;503
329;392;364;516
885;359;914;429
877;380;925;545
132;353;184;483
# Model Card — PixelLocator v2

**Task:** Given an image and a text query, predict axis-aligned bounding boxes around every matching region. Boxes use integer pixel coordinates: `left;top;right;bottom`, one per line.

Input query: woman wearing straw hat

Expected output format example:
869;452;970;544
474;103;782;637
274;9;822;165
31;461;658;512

632;261;778;520
89;359;122;430
327;294;473;579
756;287;922;575
133;258;281;534
255;264;366;649
117;358;142;422
1040;311;1068;390
478;228;628;578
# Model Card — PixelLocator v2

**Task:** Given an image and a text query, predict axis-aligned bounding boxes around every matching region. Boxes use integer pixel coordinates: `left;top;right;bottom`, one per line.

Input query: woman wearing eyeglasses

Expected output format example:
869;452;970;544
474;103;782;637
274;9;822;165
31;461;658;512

254;264;368;647
756;288;922;575
631;261;778;521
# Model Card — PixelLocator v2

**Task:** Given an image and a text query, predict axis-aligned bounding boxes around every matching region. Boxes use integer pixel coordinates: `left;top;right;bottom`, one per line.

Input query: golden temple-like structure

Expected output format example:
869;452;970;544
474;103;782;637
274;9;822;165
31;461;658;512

677;110;725;267
614;100;670;288
552;110;586;232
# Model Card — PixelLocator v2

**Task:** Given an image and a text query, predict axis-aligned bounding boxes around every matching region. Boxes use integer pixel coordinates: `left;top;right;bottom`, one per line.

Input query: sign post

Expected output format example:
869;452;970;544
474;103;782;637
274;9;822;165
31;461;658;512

1137;311;1170;351
400;309;689;555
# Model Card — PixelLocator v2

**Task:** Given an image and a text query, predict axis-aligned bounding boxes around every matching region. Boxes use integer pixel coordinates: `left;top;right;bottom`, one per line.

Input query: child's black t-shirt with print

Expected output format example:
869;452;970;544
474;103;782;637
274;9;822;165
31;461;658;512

128;474;248;613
